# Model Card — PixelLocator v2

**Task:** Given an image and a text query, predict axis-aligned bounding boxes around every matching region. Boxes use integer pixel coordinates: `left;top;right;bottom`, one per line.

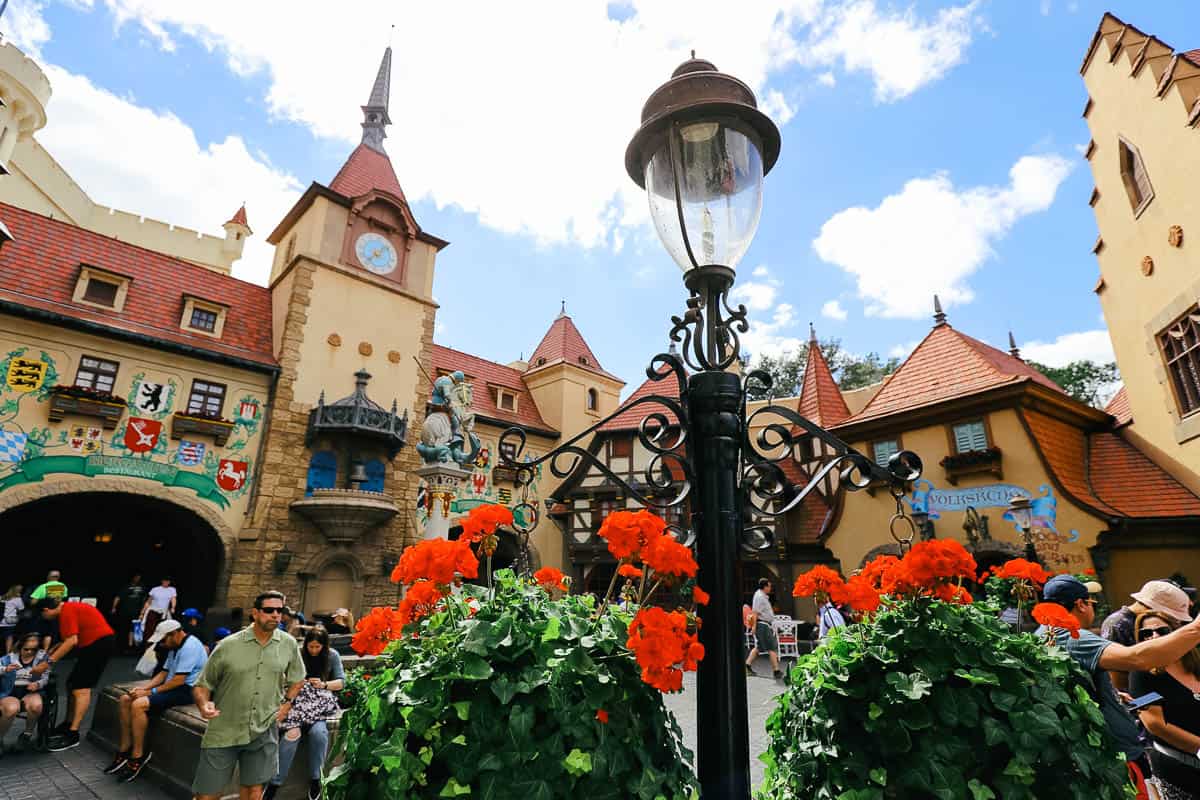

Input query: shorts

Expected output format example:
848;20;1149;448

147;684;194;715
67;636;114;691
9;685;41;701
754;621;778;653
193;728;279;794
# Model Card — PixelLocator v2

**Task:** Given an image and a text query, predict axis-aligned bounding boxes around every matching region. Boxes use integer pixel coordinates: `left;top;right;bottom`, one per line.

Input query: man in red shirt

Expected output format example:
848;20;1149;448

33;597;115;751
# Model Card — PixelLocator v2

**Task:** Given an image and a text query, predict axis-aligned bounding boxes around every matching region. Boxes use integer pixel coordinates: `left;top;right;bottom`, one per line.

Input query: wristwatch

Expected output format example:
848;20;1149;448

151;687;158;696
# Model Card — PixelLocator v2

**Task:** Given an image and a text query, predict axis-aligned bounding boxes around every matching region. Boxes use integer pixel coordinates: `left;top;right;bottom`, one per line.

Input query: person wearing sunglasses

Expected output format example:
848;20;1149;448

0;633;50;753
190;590;305;800
1130;612;1200;799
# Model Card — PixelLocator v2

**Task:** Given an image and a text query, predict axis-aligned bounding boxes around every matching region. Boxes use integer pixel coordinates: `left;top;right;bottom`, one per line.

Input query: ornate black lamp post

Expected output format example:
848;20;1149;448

499;56;922;800
1008;494;1037;561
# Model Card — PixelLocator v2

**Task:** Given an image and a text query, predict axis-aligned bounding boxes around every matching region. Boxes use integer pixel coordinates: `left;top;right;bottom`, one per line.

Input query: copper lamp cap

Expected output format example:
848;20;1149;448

624;56;782;188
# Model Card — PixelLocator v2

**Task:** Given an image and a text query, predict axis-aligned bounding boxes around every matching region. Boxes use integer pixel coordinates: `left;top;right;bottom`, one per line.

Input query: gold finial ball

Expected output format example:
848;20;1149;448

1141;256;1155;276
358;341;374;357
1168;225;1184;248
327;333;342;347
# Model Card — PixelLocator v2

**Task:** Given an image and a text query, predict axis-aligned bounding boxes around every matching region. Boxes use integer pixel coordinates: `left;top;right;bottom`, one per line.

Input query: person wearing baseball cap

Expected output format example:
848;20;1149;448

180;607;211;652
104;619;208;784
1040;575;1200;788
1101;579;1194;692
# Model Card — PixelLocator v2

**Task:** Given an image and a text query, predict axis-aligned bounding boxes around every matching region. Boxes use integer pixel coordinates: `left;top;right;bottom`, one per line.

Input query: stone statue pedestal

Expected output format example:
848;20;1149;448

416;463;471;540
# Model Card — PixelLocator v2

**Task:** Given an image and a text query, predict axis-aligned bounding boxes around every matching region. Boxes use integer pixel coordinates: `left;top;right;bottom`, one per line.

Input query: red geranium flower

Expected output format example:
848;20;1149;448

691;586;710;606
860;555;900;590
533;566;568;591
992;558;1051;587
932;583;973;605
641;533;698;581
460;504;514;545
617;563;644;579
392;538;479;586
396;580;447;626
843;574;882;614
792;566;848;603
597;509;668;561
350;606;405;656
1032;602;1081;638
595;709;609;724
626;606;703;693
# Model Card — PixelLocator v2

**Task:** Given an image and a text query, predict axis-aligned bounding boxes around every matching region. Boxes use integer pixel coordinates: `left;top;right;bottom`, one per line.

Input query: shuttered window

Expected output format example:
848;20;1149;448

1160;308;1200;417
952;420;988;453
1119;138;1153;213
872;439;899;467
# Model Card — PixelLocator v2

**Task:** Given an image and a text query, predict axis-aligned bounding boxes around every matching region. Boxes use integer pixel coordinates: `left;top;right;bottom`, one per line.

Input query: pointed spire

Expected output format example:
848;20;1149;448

360;47;393;153
799;333;851;426
1008;331;1022;361
225;203;250;231
809;321;817;342
932;295;947;327
558;300;567;318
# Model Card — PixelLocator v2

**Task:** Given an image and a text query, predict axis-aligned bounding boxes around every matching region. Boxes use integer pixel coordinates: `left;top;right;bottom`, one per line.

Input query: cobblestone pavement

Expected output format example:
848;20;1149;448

0;654;790;798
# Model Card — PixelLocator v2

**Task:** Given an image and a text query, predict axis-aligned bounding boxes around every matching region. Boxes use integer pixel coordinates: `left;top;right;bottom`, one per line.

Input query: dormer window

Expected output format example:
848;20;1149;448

496;388;517;413
578;355;589;365
1118;137;1154;215
180;295;229;338
73;265;131;312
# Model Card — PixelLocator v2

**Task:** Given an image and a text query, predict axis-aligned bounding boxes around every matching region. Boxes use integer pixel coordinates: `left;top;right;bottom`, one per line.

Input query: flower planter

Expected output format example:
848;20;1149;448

939;447;1002;485
47;390;126;429
170;413;235;446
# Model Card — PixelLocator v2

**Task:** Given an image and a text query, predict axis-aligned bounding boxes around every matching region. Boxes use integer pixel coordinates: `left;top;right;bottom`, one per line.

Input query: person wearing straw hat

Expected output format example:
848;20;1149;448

1101;580;1194;692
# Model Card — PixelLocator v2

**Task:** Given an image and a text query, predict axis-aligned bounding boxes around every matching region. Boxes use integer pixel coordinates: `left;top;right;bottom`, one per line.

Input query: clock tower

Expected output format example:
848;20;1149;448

234;46;449;614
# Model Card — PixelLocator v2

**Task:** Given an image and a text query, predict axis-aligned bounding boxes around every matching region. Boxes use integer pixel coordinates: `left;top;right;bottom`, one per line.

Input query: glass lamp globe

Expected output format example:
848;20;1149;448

1008;495;1034;531
645;121;764;271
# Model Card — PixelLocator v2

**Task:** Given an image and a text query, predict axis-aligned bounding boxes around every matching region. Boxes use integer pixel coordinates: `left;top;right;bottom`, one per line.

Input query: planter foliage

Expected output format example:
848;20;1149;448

762;547;1133;800
328;570;697;800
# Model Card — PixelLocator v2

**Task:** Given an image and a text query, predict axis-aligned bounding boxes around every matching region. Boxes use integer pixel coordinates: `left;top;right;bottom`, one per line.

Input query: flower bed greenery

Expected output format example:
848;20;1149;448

762;543;1133;800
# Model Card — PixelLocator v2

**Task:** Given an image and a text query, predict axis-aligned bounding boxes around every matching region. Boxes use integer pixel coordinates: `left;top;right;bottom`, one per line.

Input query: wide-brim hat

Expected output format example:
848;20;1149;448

1131;580;1192;623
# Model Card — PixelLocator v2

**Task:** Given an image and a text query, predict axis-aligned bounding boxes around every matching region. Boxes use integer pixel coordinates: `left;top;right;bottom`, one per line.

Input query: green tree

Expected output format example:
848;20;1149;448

745;338;899;400
1027;360;1120;408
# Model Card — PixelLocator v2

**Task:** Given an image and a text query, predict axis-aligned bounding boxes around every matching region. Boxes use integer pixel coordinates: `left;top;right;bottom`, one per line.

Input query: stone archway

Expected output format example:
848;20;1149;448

296;549;367;621
0;476;236;610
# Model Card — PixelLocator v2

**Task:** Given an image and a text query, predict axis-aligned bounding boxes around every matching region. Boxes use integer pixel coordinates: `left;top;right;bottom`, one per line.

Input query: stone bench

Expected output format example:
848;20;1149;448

87;655;375;800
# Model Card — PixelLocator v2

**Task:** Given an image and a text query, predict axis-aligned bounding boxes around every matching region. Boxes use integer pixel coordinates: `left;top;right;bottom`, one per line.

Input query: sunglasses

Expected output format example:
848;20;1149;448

1139;627;1171;641
258;606;284;615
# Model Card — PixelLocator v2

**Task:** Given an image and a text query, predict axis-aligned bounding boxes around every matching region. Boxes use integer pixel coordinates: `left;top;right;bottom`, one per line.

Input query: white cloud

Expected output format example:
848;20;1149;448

800;1;982;102
812;153;1073;318
821;299;847;321
1020;330;1115;367
21;0;979;251
760;88;796;126
888;339;919;358
816;70;837;87
732;280;779;312
34;65;302;285
741;302;807;361
752;265;770;278
3;0;53;57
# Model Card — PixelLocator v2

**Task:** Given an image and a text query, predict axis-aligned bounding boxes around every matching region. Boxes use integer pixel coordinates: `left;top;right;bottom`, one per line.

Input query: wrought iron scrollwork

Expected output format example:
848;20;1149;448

499;351;694;545
669;265;748;372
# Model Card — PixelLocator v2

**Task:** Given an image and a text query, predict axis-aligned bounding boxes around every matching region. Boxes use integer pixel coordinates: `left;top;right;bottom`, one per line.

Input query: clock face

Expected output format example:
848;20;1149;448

354;233;398;275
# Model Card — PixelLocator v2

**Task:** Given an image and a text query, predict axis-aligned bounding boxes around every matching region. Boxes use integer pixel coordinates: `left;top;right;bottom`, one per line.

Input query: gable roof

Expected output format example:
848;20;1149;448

0;202;275;370
798;333;850;427
431;343;556;435
526;312;621;381
598;368;682;432
1105;385;1132;427
1022;409;1200;519
329;143;409;203
844;322;1063;424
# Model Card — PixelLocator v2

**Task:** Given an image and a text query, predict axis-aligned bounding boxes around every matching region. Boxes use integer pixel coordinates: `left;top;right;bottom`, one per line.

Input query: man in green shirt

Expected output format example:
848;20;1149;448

29;570;67;601
191;590;305;800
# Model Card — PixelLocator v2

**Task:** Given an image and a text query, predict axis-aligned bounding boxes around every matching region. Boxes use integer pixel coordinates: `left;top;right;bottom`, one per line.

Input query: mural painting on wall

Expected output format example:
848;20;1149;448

908;480;1086;571
0;352;262;508
414;443;544;535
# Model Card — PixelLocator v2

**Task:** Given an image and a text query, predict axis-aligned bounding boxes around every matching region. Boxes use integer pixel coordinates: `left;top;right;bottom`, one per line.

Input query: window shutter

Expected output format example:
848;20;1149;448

872;440;898;467
363;460;386;493
953;421;988;453
306;451;337;496
1132;152;1151;203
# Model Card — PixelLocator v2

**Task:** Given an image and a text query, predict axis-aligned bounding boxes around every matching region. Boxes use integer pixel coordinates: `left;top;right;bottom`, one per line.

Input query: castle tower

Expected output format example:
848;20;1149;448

523;306;624;437
221;204;251;262
0;39;49;175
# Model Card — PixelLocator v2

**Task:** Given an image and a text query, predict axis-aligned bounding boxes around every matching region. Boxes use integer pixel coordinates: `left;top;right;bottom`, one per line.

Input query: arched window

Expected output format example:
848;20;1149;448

1118;137;1153;214
587;388;598;412
363;459;386;493
306;451;337;496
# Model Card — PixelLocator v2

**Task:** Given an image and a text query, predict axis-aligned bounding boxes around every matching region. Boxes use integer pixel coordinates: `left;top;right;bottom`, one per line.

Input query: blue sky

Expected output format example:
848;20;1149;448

6;1;1198;396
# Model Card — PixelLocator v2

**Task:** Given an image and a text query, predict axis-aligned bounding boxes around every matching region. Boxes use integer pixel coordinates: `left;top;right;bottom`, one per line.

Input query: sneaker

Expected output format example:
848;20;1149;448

309;779;322;799
773;669;785;681
117;752;151;783
47;730;80;752
103;752;131;774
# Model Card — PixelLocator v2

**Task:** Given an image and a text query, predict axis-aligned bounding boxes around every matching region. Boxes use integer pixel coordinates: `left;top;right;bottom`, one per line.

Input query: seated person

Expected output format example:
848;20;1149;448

0;633;50;751
104;620;208;783
325;608;354;635
179;608;210;651
264;627;344;800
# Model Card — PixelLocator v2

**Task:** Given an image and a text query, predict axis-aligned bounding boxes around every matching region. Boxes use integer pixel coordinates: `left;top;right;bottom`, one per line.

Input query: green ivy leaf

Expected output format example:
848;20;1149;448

439;778;472;797
563;748;592;777
868;767;886;786
967;779;997;800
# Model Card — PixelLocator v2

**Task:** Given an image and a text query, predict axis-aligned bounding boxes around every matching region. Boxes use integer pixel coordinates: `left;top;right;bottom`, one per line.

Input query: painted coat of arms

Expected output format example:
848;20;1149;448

5;358;47;393
124;418;162;453
217;459;247;491
0;429;28;463
133;381;168;414
177;440;206;466
68;425;103;455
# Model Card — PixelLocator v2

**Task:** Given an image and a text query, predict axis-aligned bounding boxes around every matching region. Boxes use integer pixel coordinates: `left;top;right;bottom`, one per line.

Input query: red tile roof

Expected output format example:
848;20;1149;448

226;204;249;230
431;343;555;434
1105;386;1132;427
1183;49;1200;69
798;335;850;427
1024;410;1200;518
599;368;682;432
0;203;275;368
329;143;409;202
845;323;1063;424
526;313;621;381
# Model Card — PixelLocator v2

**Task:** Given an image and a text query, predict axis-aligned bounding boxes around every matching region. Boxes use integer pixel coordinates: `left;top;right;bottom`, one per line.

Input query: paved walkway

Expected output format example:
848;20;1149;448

0;654;790;798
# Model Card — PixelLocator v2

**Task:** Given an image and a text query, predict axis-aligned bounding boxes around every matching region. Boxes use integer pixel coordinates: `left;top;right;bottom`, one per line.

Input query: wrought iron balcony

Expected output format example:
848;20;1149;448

306;369;408;458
